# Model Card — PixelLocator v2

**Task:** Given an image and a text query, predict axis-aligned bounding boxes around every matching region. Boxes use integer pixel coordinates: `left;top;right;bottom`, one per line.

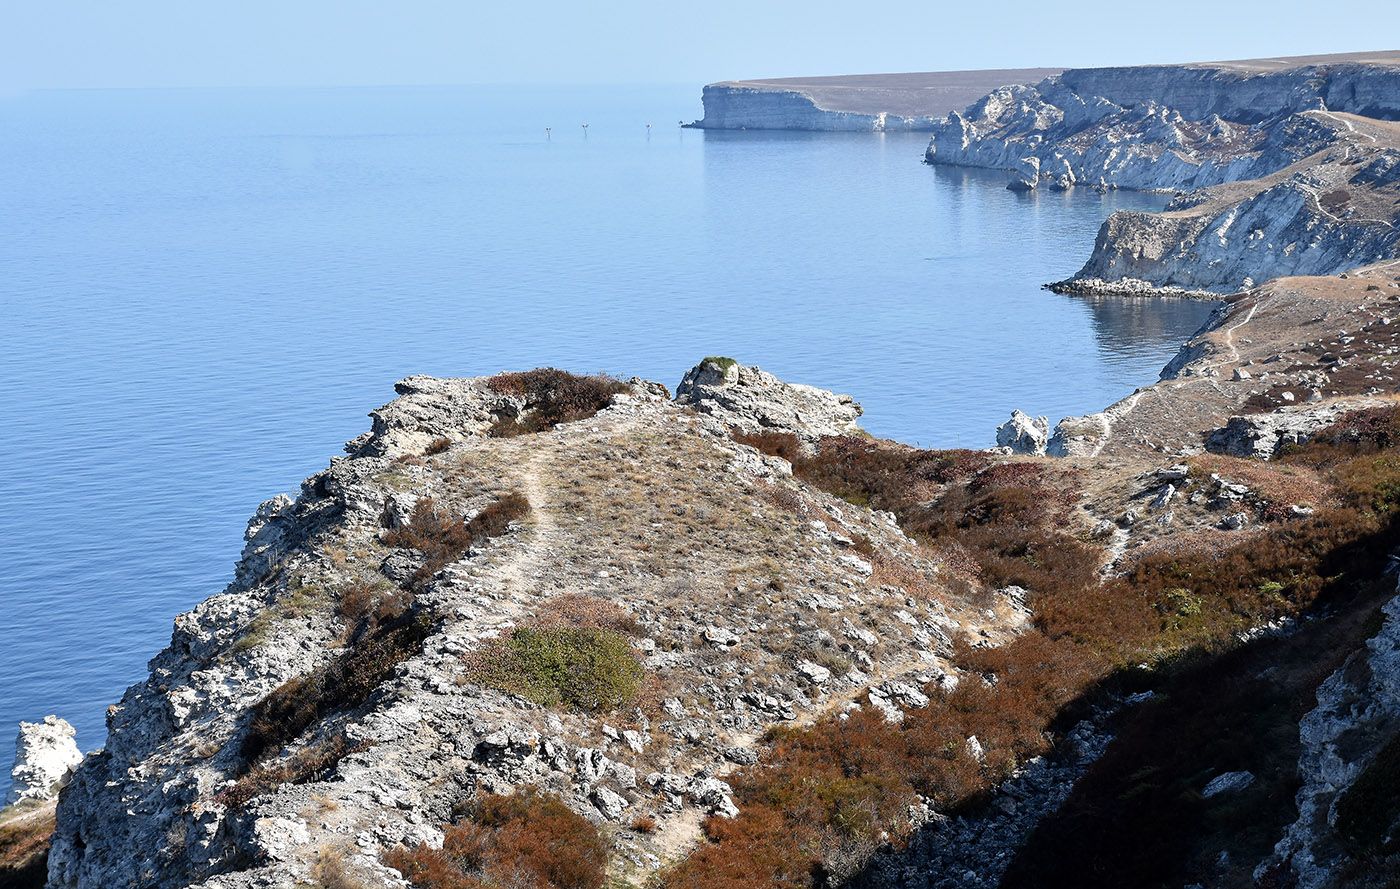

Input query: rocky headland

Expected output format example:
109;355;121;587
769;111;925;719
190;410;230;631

4;51;1400;889
687;70;1061;132
924;51;1400;293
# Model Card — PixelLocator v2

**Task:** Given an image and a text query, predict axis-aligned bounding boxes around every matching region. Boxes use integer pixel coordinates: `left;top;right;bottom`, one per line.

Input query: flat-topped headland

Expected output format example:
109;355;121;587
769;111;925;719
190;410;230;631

687;68;1063;131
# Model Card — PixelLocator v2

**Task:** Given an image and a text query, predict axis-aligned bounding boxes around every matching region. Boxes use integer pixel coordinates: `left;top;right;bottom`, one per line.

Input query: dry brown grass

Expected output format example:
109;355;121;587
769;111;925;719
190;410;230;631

1187;453;1333;513
665;412;1400;889
0;805;54;889
385;791;608;889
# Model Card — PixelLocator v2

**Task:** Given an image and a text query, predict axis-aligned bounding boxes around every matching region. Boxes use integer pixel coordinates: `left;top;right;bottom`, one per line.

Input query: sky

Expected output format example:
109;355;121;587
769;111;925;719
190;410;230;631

3;0;1400;90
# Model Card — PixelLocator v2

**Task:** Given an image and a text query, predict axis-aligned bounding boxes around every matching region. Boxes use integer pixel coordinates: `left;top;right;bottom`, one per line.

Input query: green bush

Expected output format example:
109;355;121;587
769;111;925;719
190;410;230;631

469;626;644;713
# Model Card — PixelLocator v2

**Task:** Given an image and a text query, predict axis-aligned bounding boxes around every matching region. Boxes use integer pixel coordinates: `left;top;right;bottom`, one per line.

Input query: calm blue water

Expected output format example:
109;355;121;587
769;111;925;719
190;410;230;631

0;85;1216;783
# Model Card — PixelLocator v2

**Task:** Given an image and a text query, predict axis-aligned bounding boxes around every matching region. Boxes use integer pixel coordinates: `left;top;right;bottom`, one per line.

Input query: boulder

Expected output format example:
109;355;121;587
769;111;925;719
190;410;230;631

675;358;863;439
7;715;82;805
591;786;628;821
995;410;1050;455
1046;413;1109;457
1206;398;1388;458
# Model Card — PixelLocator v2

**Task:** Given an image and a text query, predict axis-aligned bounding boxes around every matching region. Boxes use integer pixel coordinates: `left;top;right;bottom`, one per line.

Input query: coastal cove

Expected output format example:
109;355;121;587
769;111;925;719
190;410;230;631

0;84;1218;784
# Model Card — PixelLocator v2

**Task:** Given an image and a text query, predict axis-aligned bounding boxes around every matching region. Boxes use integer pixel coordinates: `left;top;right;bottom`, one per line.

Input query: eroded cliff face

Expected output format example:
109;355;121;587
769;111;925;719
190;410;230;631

925;55;1400;292
1264;592;1400;888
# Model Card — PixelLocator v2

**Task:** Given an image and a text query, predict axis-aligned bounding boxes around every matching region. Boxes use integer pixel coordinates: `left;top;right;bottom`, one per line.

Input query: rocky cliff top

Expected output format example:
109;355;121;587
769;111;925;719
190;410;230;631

41;361;1024;889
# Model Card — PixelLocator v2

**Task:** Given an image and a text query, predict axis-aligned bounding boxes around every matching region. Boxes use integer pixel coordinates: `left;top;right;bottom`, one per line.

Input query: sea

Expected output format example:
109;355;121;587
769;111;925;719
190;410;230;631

0;84;1218;783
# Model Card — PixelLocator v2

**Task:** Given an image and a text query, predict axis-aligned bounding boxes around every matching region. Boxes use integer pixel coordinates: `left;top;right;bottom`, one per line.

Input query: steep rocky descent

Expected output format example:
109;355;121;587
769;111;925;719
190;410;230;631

1059;114;1400;293
46;363;1019;889
1265;592;1400;887
924;53;1400;292
0;718;81;886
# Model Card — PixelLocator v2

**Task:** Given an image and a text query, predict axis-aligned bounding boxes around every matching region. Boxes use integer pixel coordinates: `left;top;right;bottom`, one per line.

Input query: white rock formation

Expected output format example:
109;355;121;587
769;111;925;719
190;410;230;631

7;715;82;805
925;57;1400;293
1205;397;1390;458
675;357;863;438
995;410;1050;455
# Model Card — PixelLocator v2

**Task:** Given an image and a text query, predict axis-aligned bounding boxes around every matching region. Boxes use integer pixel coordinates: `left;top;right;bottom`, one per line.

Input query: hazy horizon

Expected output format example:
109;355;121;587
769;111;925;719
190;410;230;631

4;0;1399;91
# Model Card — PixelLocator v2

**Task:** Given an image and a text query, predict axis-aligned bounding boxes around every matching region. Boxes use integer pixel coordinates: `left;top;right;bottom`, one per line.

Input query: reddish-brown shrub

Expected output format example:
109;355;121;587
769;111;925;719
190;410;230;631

485;369;629;437
423;437;453;456
630;814;658;834
672;412;1400;888
384;493;530;585
239;609;431;767
336;580;412;642
385;791;607;889
733;431;988;514
218;734;367;810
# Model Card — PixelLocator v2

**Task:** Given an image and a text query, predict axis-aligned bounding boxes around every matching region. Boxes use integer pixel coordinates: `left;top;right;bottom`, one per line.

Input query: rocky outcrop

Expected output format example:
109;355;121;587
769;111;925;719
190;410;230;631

1060;127;1400;292
689;69;1062;132
994;410;1050;455
1264;591;1400;887
1206;397;1391;458
926;55;1400;191
47;366;986;889
675;357;863;438
6;716;81;806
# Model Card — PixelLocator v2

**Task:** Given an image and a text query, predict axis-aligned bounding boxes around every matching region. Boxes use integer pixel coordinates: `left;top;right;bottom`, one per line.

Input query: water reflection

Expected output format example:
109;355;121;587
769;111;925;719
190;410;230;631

1077;294;1224;374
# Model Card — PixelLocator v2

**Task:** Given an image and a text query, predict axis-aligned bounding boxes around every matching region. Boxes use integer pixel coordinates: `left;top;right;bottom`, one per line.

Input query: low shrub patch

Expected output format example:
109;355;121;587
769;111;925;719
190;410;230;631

239;608;431;767
383;493;530;585
467;626;644;713
336;579;410;642
423;437;453;456
218;734;367;810
465;594;646;713
732;431;988;514
384;790;608;889
485;369;629;437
